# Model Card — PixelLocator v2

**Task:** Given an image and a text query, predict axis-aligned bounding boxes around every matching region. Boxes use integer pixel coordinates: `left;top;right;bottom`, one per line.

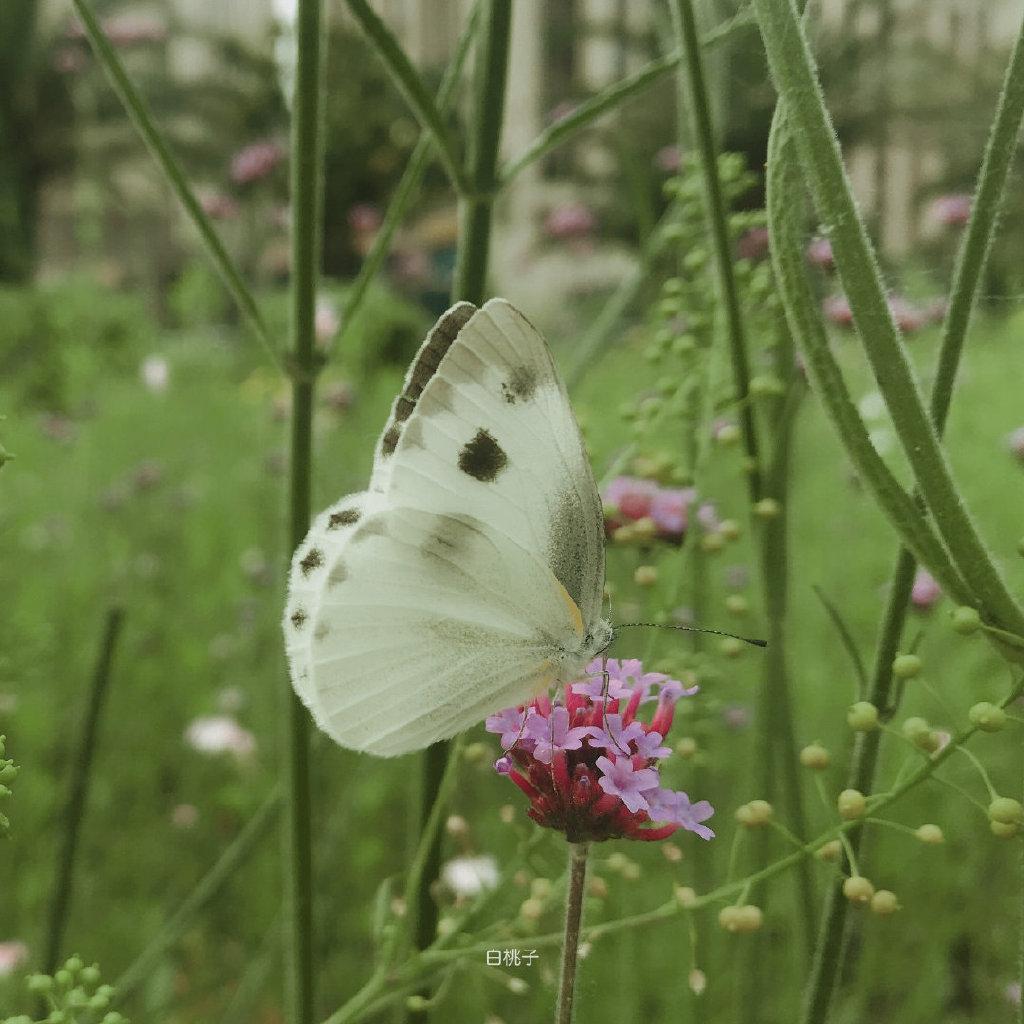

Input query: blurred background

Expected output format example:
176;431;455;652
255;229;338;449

4;1;1024;1022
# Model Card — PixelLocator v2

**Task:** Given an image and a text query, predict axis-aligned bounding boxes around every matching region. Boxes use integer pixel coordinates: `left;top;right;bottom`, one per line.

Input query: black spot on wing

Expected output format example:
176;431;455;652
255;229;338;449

381;425;401;456
290;608;308;630
328;508;360;529
299;548;324;576
501;365;538;404
458;428;507;482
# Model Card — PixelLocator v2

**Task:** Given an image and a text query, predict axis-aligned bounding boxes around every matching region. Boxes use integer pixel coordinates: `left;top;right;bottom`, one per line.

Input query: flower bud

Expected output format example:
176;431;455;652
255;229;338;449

676;737;698;758
968;701;1006;732
530;878;552;900
901;717;935;749
719;636;744;657
734;905;764;932
675;885;698;908
750;375;785;398
870;889;900;915
892;654;922;679
753;498;781;519
800;743;831;770
725;594;749;615
520;897;544;921
838;789;867;820
634;565;658;587
988;797;1024;826
406;996;430;1012
847;701;880;731
990;820;1021;839
735;800;774;827
27;975;53;994
716;423;741;445
951;605;982;635
915;823;944;844
816;839;842;862
719;519;742;542
701;532;725;553
631;517;658;543
843;875;875;904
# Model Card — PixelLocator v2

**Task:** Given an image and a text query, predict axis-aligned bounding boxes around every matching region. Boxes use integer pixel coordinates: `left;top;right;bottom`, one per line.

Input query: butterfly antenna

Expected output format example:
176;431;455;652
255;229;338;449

615;622;768;648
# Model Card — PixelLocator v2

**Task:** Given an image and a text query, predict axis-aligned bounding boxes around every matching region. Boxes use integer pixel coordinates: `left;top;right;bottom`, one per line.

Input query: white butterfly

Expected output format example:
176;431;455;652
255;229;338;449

283;298;613;756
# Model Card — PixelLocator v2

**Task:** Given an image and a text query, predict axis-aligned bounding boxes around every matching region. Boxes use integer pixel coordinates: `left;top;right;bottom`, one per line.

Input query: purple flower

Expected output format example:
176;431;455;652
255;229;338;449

589;714;648;755
888;295;927;334
911;568;942;610
646;788;715;840
594;756;660;813
545;202;597;240
603;476;657;520
485;707;535;750
230;141;284;185
526;706;599;764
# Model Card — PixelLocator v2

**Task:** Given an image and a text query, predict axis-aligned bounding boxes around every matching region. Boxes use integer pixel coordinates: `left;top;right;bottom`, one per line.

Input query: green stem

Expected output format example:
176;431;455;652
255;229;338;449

114;788;282;1001
787;13;1024;1021
42;608;124;975
333;4;481;355
285;3;327;1021
754;0;1024;637
411;5;512;1016
344;0;470;196
554;843;590;1024
69;0;279;369
672;0;761;502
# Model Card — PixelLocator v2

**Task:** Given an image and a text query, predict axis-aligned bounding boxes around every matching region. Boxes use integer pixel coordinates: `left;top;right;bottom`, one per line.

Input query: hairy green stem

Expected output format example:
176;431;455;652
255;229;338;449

788;14;1024;1020
410;5;512;1016
344;0;470;196
70;0;278;368
754;0;1024;637
115;788;282;1000
333;4;481;355
554;844;590;1024
42;608;124;975
285;3;327;1021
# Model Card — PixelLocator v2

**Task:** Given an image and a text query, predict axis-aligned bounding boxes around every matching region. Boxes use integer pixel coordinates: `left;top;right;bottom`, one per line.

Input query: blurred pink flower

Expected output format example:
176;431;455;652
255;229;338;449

199;190;240;221
887;295;927;334
348;203;382;234
323;381;354;412
929;193;972;228
737;227;770;262
0;940;29;976
54;47;87;74
131;459;163;491
67;15;167;46
184;716;256;758
655;145;683;173
171;804;199;829
911;569;942;610
823;294;853;327
230;141;284;185
1007;427;1024;461
649;488;696;540
603;476;657;521
140;355;170;393
806;236;834;270
548;101;578;124
545;202;596;240
1006;982;1022;1006
315;299;340;346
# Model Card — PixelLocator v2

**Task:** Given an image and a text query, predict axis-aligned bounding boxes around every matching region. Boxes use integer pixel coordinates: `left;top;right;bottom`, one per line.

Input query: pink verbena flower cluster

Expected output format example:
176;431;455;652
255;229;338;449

486;659;713;844
602;477;697;543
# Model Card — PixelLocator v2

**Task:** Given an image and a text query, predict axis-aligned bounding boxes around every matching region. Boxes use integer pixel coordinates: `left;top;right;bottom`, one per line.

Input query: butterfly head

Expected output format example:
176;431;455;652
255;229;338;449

559;618;614;677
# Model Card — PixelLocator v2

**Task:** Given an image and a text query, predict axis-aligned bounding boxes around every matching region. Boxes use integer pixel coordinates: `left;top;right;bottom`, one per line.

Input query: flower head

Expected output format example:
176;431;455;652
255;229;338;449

929;193;972;228
230;140;285;185
488;658;708;843
806;236;834;270
910;568;942;610
545;202;597;240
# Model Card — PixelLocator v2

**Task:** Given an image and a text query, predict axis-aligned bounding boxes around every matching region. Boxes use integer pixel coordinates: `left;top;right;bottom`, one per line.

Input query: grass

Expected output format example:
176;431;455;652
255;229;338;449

2;303;1024;1021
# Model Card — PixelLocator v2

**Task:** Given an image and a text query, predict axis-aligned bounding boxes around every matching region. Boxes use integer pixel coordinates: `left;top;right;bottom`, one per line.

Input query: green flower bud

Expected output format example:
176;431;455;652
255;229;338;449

718;519;742;542
847;701;880;731
991;819;1021;839
800;743;831;770
55;969;73;987
950;606;982;635
838;789;867;820
892;654;922;679
719;636;744;657
843;876;874;904
968;701;1006;732
735;800;773;828
701;532;725;553
915;824;944;844
870;889;900;915
901;717;933;747
753;498;781;519
749;374;785;398
816;839;842;862
725;593;749;615
27;974;53;994
715;423;741;445
64;956;83;974
676;737;698;758
634;565;658;587
988;797;1024;826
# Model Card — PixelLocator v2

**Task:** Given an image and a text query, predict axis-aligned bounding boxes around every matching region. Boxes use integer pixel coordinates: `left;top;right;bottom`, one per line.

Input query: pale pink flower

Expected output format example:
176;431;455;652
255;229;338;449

806;236;834;270
0;940;29;976
315;300;340;346
545;202;596;240
655;145;683;173
184;716;256;758
823;294;853;327
230;141;284;185
911;569;942;610
140;355;170;393
199;191;240;221
736;227;770;262
929;193;972;228
347;203;382;234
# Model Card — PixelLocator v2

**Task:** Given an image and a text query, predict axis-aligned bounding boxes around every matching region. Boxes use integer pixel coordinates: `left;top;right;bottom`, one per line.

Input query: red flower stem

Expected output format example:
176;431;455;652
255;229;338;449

554;842;590;1024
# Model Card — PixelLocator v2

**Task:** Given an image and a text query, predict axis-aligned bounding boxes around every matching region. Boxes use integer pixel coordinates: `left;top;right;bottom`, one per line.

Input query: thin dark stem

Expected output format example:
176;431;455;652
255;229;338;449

554;843;590;1024
671;0;761;502
42;607;124;975
410;4;512;1016
285;2;327;1021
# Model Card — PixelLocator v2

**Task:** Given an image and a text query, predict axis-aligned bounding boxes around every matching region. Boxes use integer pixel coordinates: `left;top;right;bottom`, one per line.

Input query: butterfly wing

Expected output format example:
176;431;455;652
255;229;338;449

284;299;606;756
371;298;606;628
284;503;584;756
